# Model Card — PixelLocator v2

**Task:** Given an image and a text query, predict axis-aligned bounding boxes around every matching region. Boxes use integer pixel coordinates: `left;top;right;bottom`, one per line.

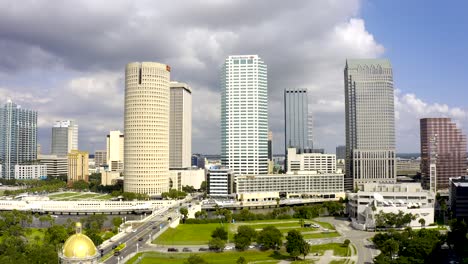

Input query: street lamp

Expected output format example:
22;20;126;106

136;243;139;253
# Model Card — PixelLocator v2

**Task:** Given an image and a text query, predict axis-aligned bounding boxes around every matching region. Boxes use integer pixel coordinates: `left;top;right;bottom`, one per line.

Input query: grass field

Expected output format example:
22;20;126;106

310;243;350;257
128;250;290;264
48;192;79;199
302;232;340;239
311;220;335;230
153;223;230;245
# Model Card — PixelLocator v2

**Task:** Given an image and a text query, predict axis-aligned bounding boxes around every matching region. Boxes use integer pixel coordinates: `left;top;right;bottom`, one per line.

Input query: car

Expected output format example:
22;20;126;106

224;246;233;250
138;237;144;242
112;245;118;250
152;226;158;229
167;248;179;252
198;247;208;251
182;247;192;252
248;245;255;249
113;251;120;256
132;229;137;233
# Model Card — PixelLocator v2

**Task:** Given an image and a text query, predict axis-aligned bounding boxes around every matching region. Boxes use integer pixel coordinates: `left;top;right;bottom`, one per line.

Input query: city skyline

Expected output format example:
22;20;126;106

1;1;467;155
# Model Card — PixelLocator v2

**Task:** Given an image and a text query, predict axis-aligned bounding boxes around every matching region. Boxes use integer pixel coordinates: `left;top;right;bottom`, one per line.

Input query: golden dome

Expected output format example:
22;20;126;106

62;223;97;258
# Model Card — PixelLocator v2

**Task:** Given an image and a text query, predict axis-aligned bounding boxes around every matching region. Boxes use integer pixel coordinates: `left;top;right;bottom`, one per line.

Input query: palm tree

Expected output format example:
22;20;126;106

419;218;426;227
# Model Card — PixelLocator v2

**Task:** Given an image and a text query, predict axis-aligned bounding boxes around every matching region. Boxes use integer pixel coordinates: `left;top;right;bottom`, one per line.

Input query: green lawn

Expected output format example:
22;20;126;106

94;194;113;200
128;250;290;264
153;223;230;245
311;220;335;230
302;232;340;239
329;260;347;264
48;192;79;199
67;193;100;200
310;243;350;257
25;228;46;245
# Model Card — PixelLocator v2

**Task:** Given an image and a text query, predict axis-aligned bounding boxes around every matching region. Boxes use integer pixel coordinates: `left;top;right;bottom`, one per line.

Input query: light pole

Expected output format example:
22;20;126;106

136;243;139;253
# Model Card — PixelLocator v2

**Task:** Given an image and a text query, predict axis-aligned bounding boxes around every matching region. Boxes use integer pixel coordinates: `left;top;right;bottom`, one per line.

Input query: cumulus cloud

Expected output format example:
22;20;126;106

1;0;452;155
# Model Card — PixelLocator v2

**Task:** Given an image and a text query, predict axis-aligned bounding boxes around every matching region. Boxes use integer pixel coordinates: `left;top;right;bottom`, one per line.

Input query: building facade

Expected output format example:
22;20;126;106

207;166;234;197
0;100;37;179
38;154;68;177
94;150;107;167
106;130;124;172
124;62;170;195
168;168;205;191
51;120;78;156
221;55;268;175
287;148;336;174
235;171;344;202
68;150;89;183
420;118;467;191
14;164;47;180
449;176;468;220
336;145;346;160
191;154;206;169
284;89;311;156
347;182;434;230
169;81;192;169
344;59;396;190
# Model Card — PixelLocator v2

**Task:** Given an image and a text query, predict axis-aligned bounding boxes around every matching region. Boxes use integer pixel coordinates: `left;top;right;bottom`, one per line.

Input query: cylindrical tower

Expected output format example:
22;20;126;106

124;62;171;195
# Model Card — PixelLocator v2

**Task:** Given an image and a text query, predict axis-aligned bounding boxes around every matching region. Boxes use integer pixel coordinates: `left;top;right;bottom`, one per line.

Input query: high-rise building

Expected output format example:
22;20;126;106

38;154;68;177
207;166;234;197
67;150;89;183
51;120;78;155
124;62;170;196
169;81;192;169
344;59;396;190
94;150;107;167
286;147;337;174
106;130;124;172
420;118;467;190
221;55;268;175
284;89;311;155
336;145;346;160
0;100;37;179
268;131;273;173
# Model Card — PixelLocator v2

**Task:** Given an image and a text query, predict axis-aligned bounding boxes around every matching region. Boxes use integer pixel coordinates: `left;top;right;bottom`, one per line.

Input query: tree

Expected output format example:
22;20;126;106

200;181;207;192
71;180;89;191
257;226;283;250
234;226;257;250
419;218;425;227
286;230;308;260
195;210;208;219
299;218;304;228
208;237;226;251
211;227;228;241
180;207;189;218
185;254;207;264
112;217;123;230
182;185;195;193
343;239;351;247
44;225;68;247
237;256;247;264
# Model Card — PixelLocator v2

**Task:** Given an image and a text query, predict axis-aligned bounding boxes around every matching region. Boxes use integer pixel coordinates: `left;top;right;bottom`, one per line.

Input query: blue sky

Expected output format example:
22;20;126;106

361;0;468;106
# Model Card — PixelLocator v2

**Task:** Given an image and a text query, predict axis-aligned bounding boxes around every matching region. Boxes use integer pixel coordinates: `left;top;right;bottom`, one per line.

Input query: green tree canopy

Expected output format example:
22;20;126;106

257;226;283;250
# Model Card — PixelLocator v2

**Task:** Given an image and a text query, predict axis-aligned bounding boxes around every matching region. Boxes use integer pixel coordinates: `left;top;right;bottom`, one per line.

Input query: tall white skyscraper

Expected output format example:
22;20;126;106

169;81;192;169
221;55;268;175
124;62;170;195
106;130;124;172
344;59;396;190
51;120;78;155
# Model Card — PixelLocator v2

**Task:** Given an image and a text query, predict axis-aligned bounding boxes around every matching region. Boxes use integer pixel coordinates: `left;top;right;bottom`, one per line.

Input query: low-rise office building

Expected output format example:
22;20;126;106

14;164;47;180
449;176;468;220
101;171;121;186
287;148;336;173
68;150;89;183
169;168;205;191
235;171;345;202
38;155;68;178
207;166;234;197
347;182;434;230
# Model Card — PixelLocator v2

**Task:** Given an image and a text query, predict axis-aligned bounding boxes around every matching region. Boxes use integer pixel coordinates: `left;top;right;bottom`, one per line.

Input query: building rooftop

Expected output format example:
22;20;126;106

346;59;391;68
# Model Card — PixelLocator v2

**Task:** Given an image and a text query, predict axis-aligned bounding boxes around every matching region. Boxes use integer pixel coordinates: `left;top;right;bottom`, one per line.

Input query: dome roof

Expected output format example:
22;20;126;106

62;223;97;258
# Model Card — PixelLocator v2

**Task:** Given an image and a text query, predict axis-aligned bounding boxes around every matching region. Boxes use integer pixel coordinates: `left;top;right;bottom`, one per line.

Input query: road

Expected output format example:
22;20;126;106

317;217;379;264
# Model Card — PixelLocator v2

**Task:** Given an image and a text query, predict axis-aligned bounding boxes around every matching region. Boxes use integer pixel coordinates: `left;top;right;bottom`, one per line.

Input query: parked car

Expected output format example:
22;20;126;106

113;251;120;256
198;247;208;251
168;248;179;252
182;248;192;252
112;245;118;250
138;237;144;242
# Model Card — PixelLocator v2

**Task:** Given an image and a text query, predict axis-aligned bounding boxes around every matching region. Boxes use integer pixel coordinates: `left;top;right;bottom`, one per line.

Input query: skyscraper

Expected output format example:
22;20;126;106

284;88;311;153
51;120;78;155
420;118;467;191
124;62;170;195
221;55;268;175
344;59;396;190
0;100;37;179
169;81;192;169
106;130;124;172
336;145;346;160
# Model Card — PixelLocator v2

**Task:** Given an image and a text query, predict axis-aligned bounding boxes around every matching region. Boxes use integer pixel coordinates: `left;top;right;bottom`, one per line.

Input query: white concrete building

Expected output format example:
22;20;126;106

38;154;68;177
101;171;121;186
287;147;336;174
169;82;192;169
169;169;205;191
221;55;268;175
344;59;396;190
347;182;434;230
106;130;124;172
124;62;171;196
14;164;47;180
207;166;234;197
235;171;344;202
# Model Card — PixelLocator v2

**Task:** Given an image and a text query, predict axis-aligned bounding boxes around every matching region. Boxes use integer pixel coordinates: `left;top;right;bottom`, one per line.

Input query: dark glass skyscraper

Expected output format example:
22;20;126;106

420;118;467;190
284;89;311;157
0;100;37;179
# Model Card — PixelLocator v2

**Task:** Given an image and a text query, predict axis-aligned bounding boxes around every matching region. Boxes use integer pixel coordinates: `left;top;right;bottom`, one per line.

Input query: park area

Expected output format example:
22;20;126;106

48;191;112;201
153;219;339;246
